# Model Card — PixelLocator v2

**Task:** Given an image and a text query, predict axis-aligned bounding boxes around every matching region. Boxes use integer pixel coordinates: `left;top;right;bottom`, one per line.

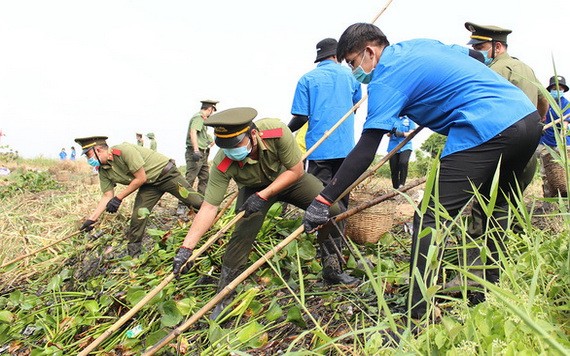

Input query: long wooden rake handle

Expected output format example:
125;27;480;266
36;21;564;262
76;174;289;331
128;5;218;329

77;211;245;356
1;230;81;269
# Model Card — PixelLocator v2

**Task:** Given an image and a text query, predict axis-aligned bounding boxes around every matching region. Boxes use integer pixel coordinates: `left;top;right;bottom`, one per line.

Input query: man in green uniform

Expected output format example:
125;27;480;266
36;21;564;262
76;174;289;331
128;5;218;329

172;107;359;320
146;132;157;151
76;136;203;257
177;99;218;216
136;133;144;147
450;23;550;289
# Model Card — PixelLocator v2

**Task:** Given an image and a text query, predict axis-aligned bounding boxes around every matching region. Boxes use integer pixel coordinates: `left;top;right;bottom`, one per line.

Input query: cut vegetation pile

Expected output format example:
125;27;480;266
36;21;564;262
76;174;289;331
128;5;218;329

0;157;569;355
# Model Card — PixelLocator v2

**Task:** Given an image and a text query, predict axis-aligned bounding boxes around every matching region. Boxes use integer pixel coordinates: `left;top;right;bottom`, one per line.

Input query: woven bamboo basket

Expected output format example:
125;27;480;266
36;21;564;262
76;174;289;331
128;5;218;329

345;190;395;245
543;148;569;197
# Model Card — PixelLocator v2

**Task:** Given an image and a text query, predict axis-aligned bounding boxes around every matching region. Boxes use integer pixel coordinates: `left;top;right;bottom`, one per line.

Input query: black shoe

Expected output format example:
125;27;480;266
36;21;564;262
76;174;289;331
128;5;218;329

322;267;360;286
127;242;142;258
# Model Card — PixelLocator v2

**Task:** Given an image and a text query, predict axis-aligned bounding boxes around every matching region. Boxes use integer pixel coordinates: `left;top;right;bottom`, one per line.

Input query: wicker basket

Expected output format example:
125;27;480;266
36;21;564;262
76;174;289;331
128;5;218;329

543;148;569;197
345;191;395;245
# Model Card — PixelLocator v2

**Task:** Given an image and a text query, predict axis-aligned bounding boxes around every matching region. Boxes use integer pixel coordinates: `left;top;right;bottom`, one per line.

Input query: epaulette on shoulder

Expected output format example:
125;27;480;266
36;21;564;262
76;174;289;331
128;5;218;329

258;128;283;139
111;148;122;156
217;156;234;173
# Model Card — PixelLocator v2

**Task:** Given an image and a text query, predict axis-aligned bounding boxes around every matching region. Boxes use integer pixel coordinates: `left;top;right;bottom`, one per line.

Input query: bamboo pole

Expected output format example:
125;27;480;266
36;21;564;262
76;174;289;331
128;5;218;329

77;211;245;356
542;113;570;131
334;126;424;204
370;0;394;24
142;177;417;355
1;231;81;269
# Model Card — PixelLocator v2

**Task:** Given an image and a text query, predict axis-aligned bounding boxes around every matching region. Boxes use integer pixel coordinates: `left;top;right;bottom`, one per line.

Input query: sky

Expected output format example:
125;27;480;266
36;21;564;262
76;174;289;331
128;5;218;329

1;0;569;164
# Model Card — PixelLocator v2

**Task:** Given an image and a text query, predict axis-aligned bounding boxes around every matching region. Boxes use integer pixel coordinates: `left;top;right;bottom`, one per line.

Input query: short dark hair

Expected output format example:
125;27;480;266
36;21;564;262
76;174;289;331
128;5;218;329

337;23;390;62
201;103;216;111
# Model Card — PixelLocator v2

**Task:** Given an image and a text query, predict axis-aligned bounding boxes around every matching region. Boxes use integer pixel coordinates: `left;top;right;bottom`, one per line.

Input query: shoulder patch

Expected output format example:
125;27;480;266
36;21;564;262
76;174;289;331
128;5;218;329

217;157;234;173
111;148;122;156
259;128;283;139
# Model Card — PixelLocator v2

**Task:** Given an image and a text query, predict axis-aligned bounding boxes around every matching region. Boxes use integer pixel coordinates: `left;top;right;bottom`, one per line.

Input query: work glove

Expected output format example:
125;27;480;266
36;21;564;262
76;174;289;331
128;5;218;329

192;151;203;162
238;192;268;217
173;246;194;276
303;198;331;233
80;219;96;232
106;197;122;213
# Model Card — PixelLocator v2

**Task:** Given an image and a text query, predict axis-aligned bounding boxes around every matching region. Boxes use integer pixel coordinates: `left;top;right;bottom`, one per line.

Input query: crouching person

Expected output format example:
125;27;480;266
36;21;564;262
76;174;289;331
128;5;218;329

172;107;359;320
75;136;203;257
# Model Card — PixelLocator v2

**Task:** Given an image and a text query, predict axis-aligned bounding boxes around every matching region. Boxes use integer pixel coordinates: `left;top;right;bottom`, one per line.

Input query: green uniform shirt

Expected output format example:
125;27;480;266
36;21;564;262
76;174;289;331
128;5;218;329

98;143;170;193
186;111;213;150
490;52;544;107
149;138;157;151
205;118;302;206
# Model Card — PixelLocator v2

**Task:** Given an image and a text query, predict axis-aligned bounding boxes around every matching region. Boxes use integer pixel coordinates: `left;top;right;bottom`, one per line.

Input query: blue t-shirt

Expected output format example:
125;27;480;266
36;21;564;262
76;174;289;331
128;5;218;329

291;60;362;160
364;39;537;157
387;116;417;153
541;96;570;147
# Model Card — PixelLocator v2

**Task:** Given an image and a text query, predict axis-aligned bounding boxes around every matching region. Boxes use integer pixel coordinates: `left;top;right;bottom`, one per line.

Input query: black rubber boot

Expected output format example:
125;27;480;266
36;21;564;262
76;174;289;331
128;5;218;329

210;266;242;320
320;238;360;286
127;242;142;258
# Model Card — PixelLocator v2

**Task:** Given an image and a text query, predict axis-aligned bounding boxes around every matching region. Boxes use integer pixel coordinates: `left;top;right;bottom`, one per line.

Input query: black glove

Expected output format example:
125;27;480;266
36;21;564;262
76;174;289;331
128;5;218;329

80;219;96;232
303;198;331;233
238;192;268;217
192;151;203;161
173;247;194;276
106;197;122;213
395;130;405;138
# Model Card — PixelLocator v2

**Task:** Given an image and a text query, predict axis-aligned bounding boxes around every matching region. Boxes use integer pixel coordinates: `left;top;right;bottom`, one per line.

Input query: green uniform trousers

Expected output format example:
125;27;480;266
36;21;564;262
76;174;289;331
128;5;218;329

222;172;342;270
126;166;203;244
185;147;210;196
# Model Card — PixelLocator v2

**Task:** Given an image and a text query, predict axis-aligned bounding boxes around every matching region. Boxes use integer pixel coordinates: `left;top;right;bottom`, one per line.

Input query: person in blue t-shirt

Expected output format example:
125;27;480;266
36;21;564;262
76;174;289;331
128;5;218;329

70;146;76;161
387;116;417;189
288;37;362;211
540;75;570;197
302;23;542;320
59;148;67;160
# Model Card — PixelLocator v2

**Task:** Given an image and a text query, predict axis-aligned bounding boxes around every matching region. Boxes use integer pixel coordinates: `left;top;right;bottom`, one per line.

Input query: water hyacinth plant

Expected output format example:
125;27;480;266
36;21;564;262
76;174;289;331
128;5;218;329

0;129;569;355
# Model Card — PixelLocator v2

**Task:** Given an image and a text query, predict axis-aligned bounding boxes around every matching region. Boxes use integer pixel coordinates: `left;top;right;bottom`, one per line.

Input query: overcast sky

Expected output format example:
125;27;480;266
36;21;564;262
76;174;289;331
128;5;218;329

1;0;568;163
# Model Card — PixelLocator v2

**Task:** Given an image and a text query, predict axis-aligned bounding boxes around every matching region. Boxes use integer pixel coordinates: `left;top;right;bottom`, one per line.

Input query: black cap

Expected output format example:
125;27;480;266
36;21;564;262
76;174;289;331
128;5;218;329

314;38;337;63
465;22;512;45
205;107;258;148
546;75;569;92
74;136;108;154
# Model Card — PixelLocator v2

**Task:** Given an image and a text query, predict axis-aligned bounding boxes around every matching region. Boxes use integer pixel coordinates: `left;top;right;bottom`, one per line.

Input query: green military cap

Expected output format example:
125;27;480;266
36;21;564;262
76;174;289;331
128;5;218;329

74;136;108;154
146;132;155;139
205;107;258;148
200;99;219;112
465;22;512;45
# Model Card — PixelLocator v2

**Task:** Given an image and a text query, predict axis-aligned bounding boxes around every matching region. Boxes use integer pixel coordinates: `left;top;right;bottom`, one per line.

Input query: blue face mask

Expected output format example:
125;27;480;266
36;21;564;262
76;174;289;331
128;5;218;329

478;49;493;66
351;49;376;84
352;66;374;84
223;140;252;161
87;156;100;167
550;89;564;99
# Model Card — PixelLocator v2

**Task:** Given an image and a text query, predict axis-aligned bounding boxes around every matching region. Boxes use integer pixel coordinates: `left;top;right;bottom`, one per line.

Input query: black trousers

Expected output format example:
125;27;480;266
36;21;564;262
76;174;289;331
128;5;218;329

307;158;349;210
389;149;412;189
409;112;542;318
